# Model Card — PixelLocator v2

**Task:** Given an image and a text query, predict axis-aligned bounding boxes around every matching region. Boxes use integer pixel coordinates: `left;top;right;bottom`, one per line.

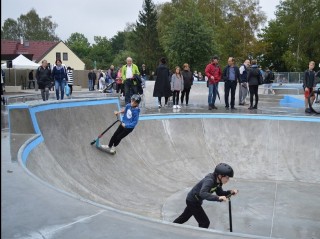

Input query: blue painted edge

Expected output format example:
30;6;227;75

12;98;319;166
8;98;120;166
279;95;304;108
21;135;43;165
140;113;320;123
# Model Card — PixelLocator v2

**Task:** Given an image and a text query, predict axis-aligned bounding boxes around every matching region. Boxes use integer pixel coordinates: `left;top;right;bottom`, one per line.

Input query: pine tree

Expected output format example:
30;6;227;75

132;0;164;71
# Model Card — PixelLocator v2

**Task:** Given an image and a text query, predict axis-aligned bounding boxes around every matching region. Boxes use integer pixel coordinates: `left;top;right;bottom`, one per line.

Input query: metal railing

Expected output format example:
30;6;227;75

273;72;304;84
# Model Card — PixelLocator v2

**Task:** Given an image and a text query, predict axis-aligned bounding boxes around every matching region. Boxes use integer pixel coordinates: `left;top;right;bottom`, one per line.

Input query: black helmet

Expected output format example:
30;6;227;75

214;163;234;177
131;94;141;104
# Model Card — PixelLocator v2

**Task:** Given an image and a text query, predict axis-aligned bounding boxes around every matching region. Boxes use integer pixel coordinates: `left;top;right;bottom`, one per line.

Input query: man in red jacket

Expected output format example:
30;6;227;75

205;56;222;110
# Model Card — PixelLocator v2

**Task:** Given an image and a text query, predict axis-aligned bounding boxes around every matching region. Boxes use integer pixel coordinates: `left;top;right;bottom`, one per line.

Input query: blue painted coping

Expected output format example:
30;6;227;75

8;98;319;166
8;98;120;165
280;95;304;108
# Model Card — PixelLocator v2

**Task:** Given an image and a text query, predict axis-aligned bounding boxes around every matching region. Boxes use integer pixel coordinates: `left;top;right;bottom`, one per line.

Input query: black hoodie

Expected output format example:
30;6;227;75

186;173;231;204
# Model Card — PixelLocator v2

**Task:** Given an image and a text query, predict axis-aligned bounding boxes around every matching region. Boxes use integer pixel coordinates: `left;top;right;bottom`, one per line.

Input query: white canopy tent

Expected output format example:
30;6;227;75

1;54;40;86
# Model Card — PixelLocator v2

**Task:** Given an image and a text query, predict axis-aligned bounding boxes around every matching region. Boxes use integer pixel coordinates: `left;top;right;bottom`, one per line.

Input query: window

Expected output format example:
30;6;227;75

63;52;68;61
56;52;61;60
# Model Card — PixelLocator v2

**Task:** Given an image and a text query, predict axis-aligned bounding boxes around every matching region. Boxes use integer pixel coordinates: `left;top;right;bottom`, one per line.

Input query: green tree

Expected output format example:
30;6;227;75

215;0;266;63
1;18;19;39
1;9;59;41
131;0;164;71
158;0;215;71
65;33;91;59
260;0;320;71
89;36;113;70
110;31;138;67
110;31;127;56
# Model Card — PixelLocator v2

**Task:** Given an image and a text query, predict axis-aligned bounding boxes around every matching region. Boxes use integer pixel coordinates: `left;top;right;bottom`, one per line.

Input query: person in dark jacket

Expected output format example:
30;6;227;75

222;57;240;109
181;63;194;106
28;70;35;89
173;163;238;228
153;57;172;108
247;59;262;110
303;61;317;113
36;60;52;101
52;59;68;100
88;70;94;91
140;64;149;88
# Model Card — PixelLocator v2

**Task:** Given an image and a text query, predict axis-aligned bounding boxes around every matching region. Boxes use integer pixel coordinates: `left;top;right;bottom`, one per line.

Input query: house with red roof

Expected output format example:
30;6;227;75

1;39;85;70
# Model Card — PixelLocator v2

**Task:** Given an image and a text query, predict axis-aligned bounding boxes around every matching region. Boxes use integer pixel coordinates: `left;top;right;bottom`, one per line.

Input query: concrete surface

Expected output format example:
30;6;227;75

1;82;320;239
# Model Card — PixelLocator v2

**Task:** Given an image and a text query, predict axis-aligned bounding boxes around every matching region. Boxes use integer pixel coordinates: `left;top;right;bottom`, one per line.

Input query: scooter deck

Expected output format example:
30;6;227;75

96;145;116;155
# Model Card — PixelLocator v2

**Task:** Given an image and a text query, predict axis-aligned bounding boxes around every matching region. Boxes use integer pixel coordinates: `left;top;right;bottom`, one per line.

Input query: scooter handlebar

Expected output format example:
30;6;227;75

219;191;237;202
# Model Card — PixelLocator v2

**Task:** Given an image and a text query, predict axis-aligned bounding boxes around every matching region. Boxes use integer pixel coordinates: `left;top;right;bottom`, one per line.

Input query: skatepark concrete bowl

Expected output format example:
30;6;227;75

9;98;320;239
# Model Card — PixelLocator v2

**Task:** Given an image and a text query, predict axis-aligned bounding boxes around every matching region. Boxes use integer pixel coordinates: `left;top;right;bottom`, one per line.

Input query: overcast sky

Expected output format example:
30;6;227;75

1;0;279;44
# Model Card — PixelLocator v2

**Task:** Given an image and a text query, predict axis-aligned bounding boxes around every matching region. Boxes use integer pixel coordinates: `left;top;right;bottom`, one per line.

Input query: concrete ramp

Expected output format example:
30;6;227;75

23;99;320;239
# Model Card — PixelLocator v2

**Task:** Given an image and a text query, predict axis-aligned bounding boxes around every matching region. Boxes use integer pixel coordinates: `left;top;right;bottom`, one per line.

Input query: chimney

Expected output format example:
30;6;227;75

20;36;23;45
24;40;29;47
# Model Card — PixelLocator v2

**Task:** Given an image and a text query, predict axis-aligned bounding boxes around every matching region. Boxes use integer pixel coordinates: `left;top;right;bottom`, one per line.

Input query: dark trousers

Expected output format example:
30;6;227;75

124;79;138;104
108;124;134;148
172;90;180;105
158;96;169;105
116;83;124;95
224;80;237;107
173;200;210;228
68;85;73;95
181;87;191;104
249;85;259;107
28;80;35;89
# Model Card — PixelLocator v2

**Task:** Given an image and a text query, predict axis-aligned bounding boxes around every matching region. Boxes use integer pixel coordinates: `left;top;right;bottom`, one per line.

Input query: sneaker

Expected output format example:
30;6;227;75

305;108;312;113
177;105;181;109
101;145;109;150
208;105;212;110
248;106;253;110
110;146;116;153
231;106;236;110
158;104;162;108
252;105;257;109
225;106;229;110
212;105;218;109
173;105;177;109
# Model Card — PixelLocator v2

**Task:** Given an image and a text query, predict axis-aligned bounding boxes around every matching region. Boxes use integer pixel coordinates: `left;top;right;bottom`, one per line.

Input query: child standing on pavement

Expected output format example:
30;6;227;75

173;163;238;228
101;94;141;153
171;66;184;109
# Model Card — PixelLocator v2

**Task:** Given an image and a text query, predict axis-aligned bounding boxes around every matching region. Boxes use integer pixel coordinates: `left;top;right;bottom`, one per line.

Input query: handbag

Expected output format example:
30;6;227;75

65;84;70;96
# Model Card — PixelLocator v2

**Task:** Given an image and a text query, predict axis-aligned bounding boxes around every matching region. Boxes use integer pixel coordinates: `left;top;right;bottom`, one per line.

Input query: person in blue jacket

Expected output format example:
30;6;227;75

101;94;141;153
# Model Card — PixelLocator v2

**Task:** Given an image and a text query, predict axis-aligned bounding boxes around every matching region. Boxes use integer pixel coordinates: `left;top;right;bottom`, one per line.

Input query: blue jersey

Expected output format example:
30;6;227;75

122;103;140;128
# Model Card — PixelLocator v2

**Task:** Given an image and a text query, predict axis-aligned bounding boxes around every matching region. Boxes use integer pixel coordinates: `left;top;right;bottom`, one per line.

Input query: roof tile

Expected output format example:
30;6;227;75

1;40;59;62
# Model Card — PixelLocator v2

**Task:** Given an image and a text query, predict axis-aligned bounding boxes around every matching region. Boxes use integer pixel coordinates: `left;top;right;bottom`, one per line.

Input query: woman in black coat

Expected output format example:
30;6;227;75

36;60;52;101
181;63;194;106
153;57;172;108
247;59;262;110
